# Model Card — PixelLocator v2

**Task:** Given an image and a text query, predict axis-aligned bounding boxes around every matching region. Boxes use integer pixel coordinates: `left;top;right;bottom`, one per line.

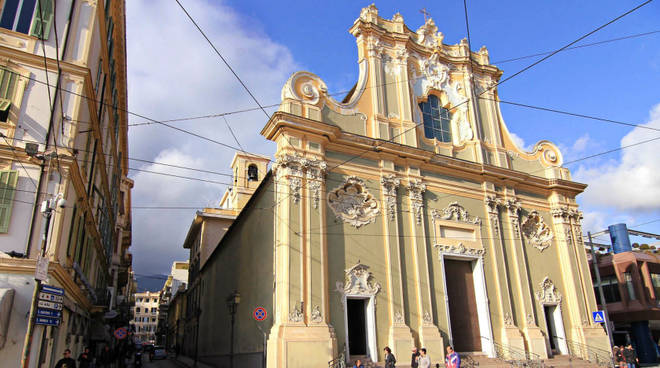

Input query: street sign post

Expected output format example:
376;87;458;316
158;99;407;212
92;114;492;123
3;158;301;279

35;317;60;327
36;309;62;318
592;310;605;323
39;292;63;303
37;300;63;311
40;285;64;296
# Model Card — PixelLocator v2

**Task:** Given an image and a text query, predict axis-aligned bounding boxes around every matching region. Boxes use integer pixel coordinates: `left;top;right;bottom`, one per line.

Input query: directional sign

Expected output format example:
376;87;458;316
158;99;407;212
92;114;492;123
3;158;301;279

39;292;63;303
37;309;62;318
253;307;267;321
41;285;64;296
114;327;127;340
38;300;63;311
592;310;606;323
36;316;61;326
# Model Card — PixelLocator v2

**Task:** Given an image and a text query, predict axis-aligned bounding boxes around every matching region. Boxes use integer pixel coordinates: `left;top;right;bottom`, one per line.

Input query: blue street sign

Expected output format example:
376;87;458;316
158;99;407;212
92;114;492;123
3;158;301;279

41;285;64;296
36;317;61;326
592;310;606;323
37;309;62;318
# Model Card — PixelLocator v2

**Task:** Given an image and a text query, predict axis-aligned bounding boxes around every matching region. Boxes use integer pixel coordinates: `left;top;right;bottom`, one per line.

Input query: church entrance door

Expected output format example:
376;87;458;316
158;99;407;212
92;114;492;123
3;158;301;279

347;298;368;356
445;259;482;352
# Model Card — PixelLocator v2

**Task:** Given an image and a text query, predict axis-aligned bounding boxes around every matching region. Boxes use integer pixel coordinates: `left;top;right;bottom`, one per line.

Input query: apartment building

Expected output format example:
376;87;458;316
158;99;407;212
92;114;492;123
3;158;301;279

131;291;159;344
0;0;132;366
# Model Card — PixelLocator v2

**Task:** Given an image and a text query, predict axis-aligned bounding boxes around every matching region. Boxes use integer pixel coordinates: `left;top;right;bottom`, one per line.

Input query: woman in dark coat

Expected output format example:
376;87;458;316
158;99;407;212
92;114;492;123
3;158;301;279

384;346;396;368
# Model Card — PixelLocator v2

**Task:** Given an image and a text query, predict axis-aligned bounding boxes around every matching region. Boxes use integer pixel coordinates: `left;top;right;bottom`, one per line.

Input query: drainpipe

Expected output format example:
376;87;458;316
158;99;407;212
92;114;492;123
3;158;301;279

24;0;77;257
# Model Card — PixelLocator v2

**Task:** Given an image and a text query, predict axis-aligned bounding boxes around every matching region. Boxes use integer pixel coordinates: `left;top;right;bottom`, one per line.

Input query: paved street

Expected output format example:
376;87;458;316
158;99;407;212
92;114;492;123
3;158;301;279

142;357;181;368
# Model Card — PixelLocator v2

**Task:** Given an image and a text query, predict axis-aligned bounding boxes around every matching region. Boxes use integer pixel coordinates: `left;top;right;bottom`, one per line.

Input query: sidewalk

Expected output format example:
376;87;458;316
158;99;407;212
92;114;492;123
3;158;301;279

171;354;214;368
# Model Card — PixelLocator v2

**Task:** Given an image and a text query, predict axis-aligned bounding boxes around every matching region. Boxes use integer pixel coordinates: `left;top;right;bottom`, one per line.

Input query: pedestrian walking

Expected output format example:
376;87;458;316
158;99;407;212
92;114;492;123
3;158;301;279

614;345;625;368
411;347;420;368
55;349;77;368
418;348;431;368
352;358;364;368
445;346;461;368
99;345;113;368
384;346;397;368
78;347;92;368
623;345;638;368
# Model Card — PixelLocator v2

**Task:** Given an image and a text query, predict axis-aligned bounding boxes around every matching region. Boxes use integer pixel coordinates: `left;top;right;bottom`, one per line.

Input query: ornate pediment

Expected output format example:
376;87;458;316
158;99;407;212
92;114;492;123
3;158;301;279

535;277;562;305
328;176;379;228
432;202;481;225
336;263;381;297
521;211;553;252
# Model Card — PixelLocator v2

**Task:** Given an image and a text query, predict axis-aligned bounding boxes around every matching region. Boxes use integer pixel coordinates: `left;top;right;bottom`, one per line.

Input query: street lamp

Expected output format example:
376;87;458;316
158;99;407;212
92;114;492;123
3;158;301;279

226;291;240;368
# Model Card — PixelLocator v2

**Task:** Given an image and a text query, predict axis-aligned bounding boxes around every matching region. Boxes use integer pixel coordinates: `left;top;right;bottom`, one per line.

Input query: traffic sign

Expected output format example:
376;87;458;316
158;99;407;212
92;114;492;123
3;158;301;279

39;292;63;303
41;285;64;296
592;310;605;323
37;309;62;318
253;307;267;321
38;300;63;311
36;316;60;326
114;327;128;340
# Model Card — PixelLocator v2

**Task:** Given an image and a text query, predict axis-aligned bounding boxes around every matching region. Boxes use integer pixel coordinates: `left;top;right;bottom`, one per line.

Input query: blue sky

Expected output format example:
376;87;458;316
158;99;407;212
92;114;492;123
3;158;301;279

126;1;660;274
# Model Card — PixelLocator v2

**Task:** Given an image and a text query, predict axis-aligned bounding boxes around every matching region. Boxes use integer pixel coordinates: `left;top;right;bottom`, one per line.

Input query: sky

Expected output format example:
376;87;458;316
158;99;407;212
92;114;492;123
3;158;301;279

125;0;660;276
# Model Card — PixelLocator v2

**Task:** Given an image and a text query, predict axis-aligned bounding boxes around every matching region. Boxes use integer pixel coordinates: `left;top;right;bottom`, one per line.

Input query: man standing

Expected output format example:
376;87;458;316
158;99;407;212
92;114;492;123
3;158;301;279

55;349;77;368
418;348;431;368
623;345;638;368
411;347;420;368
446;346;461;368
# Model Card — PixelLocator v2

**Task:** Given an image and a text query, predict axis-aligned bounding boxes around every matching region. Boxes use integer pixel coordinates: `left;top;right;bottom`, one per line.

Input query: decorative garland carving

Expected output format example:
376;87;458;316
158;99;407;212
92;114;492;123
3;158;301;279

423;311;433;326
521;211;554;252
394;310;404;325
328;176;379;228
504;312;514;327
435;243;485;258
408;180;426;225
311;305;322;323
535;277;562;305
336;263;381;297
381;174;400;222
526;314;536;327
289;303;303;323
432;201;481;224
275;154;327;205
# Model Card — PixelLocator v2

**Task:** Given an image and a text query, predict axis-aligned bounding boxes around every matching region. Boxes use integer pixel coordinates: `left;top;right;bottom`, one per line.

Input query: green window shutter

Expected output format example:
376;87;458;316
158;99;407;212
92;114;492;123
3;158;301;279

0;170;18;233
30;0;54;40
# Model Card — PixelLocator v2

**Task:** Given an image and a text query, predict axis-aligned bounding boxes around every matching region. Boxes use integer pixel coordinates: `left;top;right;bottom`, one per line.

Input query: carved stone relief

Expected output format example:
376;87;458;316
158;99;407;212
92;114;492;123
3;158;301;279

336;263;382;298
415;18;441;48
276;154;327;205
535;277;562;305
407;179;426;225
521;211;554;252
289;303;303;323
394;310;405;325
328;176;379;228
432;201;481;224
504;312;514;327
423;311;433;326
381;174;400;222
435;243;485;258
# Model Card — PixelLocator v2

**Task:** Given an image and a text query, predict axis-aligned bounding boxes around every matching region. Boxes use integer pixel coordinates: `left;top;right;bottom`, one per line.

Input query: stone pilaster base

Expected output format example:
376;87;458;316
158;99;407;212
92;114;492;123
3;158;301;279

389;324;415;361
524;327;549;359
266;324;336;368
420;325;445;362
581;326;611;353
501;327;527;358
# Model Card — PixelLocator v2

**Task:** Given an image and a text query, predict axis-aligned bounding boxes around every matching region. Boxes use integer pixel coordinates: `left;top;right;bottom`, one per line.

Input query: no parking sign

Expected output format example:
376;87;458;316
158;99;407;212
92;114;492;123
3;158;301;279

114;327;127;340
253;307;267;321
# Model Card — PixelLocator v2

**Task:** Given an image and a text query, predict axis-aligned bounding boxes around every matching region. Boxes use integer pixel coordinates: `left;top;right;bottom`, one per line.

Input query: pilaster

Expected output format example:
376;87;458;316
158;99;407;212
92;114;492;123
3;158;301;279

407;178;444;359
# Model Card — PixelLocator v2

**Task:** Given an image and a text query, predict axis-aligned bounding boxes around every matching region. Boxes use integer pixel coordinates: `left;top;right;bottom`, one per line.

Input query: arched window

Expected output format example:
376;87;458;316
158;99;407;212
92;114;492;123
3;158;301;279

419;95;452;143
247;164;258;182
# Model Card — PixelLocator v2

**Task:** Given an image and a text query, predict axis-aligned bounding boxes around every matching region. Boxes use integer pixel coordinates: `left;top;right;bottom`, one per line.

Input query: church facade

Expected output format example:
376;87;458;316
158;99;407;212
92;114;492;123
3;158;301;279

192;5;608;368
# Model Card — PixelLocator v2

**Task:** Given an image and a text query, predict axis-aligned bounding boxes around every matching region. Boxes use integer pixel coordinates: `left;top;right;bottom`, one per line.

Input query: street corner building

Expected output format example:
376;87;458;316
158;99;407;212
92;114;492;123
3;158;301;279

0;0;133;367
189;5;609;367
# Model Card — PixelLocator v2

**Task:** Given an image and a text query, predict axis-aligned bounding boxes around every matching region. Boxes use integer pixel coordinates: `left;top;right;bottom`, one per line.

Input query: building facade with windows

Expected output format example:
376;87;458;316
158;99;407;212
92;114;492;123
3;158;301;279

130;291;160;344
0;0;132;366
189;5;609;368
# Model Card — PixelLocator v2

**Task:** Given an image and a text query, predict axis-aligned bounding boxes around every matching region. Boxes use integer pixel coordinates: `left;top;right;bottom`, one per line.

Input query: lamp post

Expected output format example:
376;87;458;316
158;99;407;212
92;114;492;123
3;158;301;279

226;290;240;368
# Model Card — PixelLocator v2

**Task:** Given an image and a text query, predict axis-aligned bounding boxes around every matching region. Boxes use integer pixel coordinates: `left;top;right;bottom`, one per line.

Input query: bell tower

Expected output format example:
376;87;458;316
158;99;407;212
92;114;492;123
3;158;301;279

220;151;270;210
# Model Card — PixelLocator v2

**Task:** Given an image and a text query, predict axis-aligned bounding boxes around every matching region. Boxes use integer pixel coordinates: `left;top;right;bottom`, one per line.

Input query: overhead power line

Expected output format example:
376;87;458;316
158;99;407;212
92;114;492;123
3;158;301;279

491;30;660;64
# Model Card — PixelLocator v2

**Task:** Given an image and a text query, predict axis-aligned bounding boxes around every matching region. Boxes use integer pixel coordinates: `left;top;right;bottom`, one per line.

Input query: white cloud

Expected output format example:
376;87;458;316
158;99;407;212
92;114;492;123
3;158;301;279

575;103;660;212
509;132;530;152
126;0;298;274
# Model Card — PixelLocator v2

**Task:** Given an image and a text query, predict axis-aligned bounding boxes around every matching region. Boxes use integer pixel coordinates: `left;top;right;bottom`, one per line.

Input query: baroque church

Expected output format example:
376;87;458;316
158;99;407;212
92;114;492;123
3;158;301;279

190;5;609;368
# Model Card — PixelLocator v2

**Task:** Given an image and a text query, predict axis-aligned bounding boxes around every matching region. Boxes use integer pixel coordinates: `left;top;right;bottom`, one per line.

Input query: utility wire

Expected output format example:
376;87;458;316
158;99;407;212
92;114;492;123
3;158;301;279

491;30;660;64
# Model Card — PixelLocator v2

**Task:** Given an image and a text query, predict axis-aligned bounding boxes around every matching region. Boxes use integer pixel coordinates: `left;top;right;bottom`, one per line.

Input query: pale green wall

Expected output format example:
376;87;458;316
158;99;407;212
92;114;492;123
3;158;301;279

197;178;275;364
322;106;366;136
